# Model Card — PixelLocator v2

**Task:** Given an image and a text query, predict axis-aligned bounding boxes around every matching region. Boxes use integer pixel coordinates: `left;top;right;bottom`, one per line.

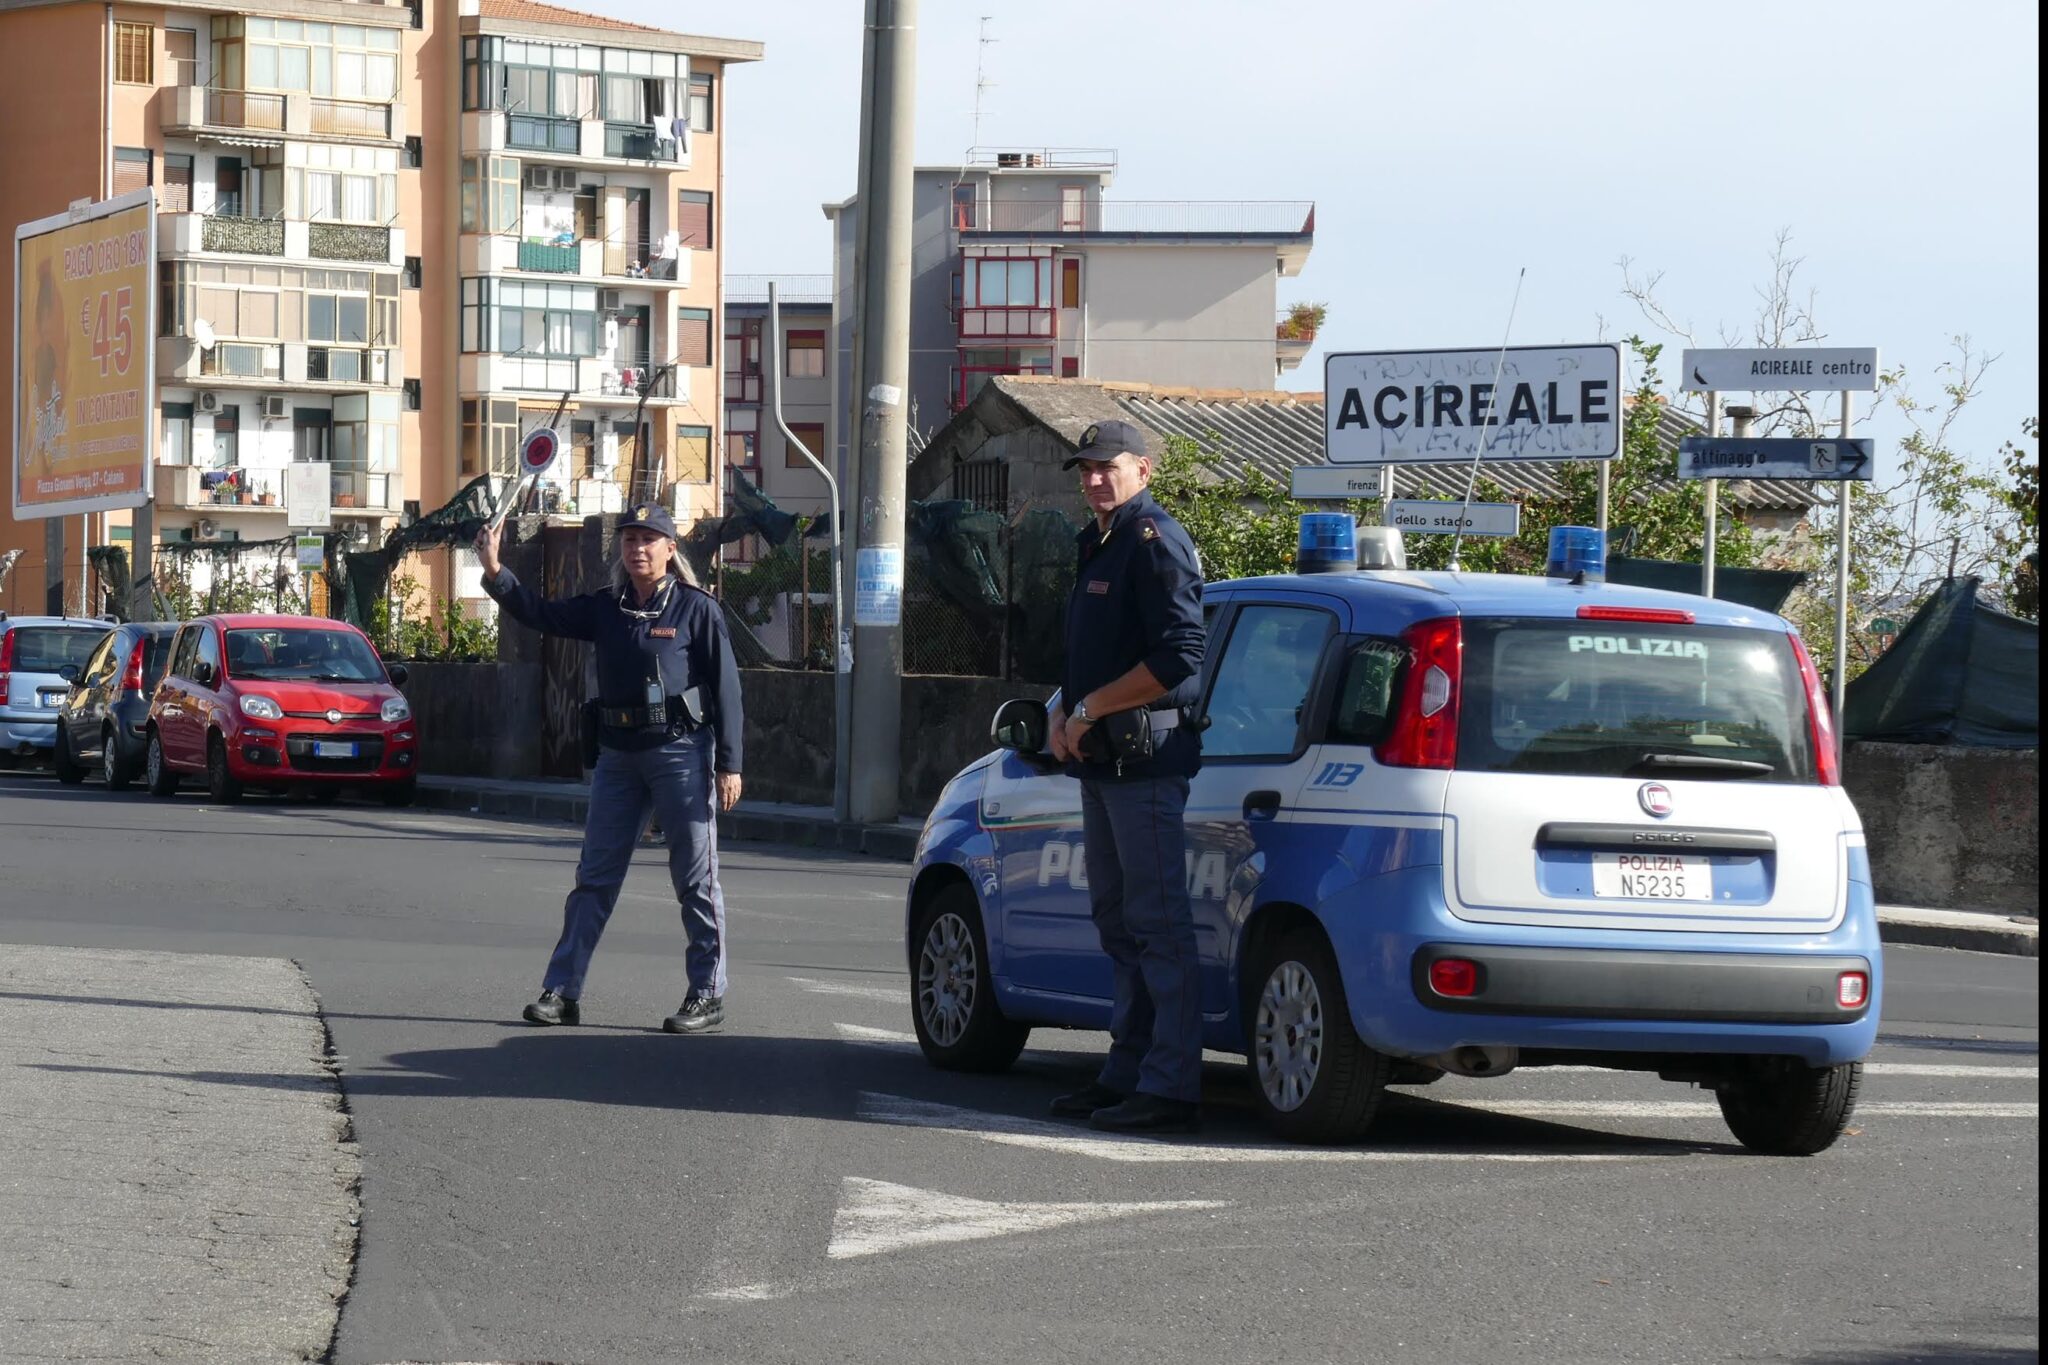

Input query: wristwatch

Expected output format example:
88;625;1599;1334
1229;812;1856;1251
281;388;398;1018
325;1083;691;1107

1072;698;1094;724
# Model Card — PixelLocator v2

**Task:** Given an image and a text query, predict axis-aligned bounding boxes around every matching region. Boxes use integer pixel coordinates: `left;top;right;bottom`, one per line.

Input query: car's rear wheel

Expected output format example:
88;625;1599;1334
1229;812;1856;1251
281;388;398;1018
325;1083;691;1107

1717;1057;1863;1156
1247;927;1391;1143
52;728;85;784
206;734;243;804
911;882;1028;1072
102;728;134;791
378;777;417;807
145;730;178;797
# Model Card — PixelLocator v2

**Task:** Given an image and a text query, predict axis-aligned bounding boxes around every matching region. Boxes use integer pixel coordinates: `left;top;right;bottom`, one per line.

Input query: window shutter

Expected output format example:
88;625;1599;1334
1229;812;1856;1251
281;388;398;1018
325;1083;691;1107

112;149;151;196
675;191;711;249
162;156;193;213
676;309;712;368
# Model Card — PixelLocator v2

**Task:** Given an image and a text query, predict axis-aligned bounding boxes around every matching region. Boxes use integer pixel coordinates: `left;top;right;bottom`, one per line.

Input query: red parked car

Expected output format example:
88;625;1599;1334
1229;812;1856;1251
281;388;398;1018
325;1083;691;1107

144;614;419;805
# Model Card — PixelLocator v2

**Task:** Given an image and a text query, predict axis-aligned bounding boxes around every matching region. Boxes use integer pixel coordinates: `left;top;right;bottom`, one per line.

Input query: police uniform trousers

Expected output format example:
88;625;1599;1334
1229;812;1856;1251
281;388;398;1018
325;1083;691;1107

542;727;727;1001
1079;774;1202;1103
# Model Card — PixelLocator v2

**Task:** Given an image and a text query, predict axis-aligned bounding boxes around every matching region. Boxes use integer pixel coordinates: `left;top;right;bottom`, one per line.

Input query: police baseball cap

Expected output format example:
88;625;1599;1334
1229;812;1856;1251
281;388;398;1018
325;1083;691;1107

619;502;678;539
1062;420;1150;469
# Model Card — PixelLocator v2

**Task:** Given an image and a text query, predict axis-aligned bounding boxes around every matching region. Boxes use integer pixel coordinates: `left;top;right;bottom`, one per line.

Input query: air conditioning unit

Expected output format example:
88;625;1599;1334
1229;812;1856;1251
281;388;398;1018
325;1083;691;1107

196;517;219;540
260;395;288;420
597;288;620;311
553;168;579;192
525;166;551;190
197;391;220;413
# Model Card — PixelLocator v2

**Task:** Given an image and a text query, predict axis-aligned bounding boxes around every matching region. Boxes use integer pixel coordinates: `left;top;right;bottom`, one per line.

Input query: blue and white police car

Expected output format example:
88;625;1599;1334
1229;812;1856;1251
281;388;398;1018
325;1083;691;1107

904;524;1879;1155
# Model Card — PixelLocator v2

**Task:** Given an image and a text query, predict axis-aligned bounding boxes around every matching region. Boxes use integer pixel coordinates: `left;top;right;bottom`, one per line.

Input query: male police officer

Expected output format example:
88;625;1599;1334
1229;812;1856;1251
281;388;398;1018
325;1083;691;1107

1046;420;1207;1134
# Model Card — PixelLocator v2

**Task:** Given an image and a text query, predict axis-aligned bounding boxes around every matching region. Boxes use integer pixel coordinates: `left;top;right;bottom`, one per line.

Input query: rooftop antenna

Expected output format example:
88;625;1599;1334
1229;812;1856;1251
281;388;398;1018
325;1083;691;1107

1447;266;1527;573
970;16;996;155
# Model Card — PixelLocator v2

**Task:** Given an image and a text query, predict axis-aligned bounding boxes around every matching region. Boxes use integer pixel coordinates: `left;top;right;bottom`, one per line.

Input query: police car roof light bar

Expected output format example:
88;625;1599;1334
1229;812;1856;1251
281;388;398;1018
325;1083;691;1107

1296;512;1357;573
1546;525;1605;582
1447;266;1527;572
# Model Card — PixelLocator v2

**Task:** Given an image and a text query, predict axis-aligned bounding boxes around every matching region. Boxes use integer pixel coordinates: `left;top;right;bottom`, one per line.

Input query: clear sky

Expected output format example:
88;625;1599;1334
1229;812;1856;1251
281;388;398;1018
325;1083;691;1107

618;0;2039;477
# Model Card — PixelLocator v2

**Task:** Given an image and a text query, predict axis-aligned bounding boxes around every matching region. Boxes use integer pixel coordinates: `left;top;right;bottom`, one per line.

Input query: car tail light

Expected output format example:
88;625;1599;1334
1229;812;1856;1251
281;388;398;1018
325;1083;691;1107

0;628;13;694
121;640;146;695
1428;958;1480;998
1375;617;1462;770
1837;971;1868;1009
1576;604;1696;624
1789;633;1841;786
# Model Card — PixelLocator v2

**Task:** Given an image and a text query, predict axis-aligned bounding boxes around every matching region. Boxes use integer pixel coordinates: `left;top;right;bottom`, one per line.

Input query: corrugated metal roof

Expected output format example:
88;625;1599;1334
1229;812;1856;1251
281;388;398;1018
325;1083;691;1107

978;377;1818;512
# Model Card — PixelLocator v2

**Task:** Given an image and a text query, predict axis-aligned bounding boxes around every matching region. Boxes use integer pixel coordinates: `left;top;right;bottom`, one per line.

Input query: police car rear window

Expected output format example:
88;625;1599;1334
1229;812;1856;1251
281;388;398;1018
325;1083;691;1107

1456;619;1817;783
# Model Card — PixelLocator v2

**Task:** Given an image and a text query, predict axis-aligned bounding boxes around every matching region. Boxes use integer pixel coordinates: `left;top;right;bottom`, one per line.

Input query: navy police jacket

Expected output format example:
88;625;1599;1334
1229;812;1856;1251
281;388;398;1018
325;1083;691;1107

1062;488;1205;781
485;567;743;771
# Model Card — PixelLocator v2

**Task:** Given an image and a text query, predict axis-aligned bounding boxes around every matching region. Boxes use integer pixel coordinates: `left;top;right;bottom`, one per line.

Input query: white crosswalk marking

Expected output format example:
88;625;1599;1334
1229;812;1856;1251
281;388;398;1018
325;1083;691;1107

1865;1064;2037;1079
1449;1099;2038;1120
834;1022;917;1047
787;975;909;1004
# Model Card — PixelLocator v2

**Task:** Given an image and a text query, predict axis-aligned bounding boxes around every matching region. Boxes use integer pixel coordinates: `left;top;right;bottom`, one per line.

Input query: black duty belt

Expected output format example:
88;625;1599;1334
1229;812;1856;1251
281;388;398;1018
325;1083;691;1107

600;702;673;729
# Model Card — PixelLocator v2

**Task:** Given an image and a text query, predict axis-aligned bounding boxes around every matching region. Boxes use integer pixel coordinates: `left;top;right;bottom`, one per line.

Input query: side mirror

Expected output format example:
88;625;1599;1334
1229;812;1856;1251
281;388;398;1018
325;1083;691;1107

387;663;409;687
57;664;80;684
990;697;1049;754
192;661;215;688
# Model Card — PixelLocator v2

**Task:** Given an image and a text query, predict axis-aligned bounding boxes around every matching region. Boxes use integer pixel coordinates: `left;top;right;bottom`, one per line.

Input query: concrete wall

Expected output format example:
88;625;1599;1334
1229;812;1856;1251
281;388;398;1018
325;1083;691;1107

1844;743;2039;915
399;662;544;780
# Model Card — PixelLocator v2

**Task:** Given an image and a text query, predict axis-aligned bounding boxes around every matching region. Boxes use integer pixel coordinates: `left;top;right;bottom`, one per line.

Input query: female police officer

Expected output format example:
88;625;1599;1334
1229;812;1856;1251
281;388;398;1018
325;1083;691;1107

474;504;743;1034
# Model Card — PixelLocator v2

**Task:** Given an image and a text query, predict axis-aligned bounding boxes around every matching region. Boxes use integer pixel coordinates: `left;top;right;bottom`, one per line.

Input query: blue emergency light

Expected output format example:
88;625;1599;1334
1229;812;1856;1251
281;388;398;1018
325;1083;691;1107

1297;513;1358;574
1547;525;1606;582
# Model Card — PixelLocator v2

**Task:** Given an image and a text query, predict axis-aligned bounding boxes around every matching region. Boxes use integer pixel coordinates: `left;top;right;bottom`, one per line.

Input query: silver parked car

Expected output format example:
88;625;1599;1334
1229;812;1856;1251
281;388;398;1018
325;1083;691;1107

0;615;116;766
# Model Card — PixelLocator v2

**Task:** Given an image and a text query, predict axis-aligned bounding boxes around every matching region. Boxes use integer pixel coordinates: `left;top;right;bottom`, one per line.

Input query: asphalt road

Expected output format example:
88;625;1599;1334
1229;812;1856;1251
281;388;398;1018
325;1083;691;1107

0;771;2037;1365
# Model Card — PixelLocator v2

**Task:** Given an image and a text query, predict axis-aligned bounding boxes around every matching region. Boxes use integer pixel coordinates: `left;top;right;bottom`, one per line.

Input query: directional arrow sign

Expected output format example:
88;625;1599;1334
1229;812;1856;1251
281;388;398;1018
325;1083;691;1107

1681;347;1880;393
825;1178;1222;1260
1678;436;1875;482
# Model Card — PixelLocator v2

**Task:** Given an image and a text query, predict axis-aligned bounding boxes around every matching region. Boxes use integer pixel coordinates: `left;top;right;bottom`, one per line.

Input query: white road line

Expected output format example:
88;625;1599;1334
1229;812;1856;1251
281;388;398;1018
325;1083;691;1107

855;1093;1681;1164
1453;1100;2038;1120
700;1282;799;1302
826;1177;1223;1260
1865;1064;2038;1079
835;1022;918;1047
787;975;910;1004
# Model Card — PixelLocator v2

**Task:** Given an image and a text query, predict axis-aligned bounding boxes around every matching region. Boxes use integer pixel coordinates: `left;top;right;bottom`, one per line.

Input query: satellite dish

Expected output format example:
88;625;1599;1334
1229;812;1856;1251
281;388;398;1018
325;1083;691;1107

192;319;217;352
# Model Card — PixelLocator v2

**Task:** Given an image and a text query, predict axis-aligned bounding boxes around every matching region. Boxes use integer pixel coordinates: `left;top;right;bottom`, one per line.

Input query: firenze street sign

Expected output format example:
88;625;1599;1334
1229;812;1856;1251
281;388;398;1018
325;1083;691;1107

1290;465;1383;500
1680;348;1880;393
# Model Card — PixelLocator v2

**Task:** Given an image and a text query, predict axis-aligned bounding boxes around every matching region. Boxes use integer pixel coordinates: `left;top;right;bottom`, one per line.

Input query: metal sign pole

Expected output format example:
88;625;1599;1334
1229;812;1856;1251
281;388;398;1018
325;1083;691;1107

1831;391;1853;765
1701;391;1720;597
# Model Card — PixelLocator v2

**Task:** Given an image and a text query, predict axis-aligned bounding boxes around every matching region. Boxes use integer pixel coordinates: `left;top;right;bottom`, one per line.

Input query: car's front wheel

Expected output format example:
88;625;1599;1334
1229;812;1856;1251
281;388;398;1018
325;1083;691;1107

145;730;178;797
910;883;1028;1072
1717;1057;1864;1156
1247;927;1391;1143
52;727;85;784
205;734;243;804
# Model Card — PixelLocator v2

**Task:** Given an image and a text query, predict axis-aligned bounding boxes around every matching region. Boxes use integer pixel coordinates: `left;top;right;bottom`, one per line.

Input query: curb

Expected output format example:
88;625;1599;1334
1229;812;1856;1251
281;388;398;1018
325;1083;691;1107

416;779;2036;956
416;780;922;863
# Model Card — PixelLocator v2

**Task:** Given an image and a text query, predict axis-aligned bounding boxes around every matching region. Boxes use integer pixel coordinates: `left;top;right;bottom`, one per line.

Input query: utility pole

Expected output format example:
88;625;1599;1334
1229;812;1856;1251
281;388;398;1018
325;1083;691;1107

1699;391;1721;597
846;0;917;825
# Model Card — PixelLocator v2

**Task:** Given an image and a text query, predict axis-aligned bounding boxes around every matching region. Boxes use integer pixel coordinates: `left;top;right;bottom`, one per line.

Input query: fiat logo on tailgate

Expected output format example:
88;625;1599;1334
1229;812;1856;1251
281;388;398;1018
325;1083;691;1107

326;709;343;725
1639;782;1675;817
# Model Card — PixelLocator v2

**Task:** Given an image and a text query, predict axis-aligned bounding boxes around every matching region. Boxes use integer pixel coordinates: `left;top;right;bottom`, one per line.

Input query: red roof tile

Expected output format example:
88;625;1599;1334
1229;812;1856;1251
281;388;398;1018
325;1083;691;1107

477;0;667;36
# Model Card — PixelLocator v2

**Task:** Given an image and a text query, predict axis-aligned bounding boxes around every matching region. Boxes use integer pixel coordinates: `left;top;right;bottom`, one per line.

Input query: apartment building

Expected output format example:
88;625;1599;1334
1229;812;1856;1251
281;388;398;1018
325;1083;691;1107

780;148;1314;513
0;0;757;614
720;274;833;540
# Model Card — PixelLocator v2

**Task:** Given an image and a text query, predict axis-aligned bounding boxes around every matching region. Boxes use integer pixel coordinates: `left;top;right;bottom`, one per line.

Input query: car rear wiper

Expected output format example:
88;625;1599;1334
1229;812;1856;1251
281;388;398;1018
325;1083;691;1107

1629;752;1775;778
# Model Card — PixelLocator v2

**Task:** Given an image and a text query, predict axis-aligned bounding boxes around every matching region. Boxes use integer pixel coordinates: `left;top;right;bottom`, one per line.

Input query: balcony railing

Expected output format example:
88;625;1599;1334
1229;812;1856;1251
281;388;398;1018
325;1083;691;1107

200;342;284;380
309;97;391;139
598;364;675;399
603;122;676;162
202;213;286;256
518;240;579;273
965;199;1316;235
205;89;285;132
307;222;391;262
725;274;834;304
966;145;1118;170
329;469;395;511
507;114;579;153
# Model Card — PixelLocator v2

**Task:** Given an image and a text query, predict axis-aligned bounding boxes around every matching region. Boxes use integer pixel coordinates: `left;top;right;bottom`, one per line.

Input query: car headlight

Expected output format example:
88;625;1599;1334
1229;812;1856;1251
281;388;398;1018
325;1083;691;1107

381;696;411;722
240;695;283;721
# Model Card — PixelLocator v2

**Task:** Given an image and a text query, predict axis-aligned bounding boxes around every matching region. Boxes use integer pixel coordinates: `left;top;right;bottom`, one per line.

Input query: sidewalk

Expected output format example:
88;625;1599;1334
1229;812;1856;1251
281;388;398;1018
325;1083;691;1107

0;945;358;1364
417;774;2040;957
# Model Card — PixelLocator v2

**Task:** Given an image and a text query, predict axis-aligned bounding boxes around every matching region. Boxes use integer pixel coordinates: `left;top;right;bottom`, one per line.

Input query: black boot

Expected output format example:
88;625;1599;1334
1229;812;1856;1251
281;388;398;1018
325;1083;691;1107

522;990;580;1026
1050;1082;1125;1118
1089;1093;1201;1134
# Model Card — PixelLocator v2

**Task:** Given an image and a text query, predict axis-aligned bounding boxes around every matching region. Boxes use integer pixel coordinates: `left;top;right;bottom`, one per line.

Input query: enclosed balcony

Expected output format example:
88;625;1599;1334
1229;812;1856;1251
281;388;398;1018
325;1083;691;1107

962;199;1316;275
157;85;404;146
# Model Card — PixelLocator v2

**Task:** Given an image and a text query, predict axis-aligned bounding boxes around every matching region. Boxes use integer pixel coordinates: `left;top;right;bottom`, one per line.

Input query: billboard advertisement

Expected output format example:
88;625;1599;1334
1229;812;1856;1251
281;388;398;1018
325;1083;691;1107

13;188;156;518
